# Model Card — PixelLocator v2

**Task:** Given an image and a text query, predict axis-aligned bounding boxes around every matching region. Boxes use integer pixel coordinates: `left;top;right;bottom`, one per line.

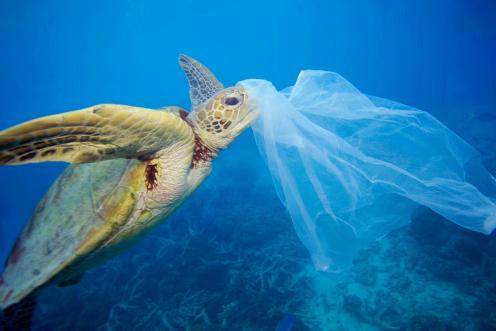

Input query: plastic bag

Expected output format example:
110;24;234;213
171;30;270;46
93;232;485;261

238;70;496;272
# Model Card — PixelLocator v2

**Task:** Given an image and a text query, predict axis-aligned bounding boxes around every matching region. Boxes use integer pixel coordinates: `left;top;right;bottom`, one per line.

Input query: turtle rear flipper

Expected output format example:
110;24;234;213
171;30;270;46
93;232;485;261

0;294;37;331
0;104;194;165
57;273;84;288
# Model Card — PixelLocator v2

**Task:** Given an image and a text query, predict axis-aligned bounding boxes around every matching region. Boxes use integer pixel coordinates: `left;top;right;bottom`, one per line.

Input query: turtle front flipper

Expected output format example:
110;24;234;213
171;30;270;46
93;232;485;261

0;104;194;165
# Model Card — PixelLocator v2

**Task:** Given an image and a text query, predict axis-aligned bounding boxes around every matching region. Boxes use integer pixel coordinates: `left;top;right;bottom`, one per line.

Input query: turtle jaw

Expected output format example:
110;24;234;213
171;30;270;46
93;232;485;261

228;102;259;138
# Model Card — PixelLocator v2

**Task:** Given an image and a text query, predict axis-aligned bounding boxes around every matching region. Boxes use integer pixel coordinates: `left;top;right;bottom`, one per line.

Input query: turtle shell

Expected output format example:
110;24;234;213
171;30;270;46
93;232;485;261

0;158;145;309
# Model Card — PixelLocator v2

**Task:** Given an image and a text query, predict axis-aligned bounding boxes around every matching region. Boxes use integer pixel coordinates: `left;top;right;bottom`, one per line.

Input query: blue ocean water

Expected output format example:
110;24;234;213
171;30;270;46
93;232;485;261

0;0;495;330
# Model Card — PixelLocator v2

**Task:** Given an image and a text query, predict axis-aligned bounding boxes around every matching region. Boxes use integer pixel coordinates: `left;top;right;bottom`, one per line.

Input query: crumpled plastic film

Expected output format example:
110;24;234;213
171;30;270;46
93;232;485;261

239;70;496;272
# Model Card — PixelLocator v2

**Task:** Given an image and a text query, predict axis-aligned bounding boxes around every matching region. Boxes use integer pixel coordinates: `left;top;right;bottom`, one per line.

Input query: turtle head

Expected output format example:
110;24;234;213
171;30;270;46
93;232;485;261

189;86;258;150
179;54;258;151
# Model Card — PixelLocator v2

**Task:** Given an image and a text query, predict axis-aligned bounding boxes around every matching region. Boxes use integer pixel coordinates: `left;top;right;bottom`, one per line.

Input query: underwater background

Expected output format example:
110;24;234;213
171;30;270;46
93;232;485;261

1;0;496;330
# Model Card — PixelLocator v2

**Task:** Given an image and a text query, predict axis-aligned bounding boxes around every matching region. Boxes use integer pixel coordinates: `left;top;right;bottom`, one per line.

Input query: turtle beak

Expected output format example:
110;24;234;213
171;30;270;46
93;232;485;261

231;96;259;136
242;102;260;126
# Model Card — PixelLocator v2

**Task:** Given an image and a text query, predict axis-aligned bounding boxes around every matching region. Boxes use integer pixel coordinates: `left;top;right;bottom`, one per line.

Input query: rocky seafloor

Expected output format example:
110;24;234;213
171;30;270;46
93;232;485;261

28;110;496;331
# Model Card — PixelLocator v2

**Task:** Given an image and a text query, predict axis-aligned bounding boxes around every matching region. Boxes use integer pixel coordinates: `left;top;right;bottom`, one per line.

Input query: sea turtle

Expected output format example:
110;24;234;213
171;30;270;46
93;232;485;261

0;55;258;329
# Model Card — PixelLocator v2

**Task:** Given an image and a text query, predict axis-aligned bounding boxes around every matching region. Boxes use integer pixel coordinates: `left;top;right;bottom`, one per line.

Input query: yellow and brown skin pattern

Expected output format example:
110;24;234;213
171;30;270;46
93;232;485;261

0;104;192;165
0;55;258;310
0;110;196;309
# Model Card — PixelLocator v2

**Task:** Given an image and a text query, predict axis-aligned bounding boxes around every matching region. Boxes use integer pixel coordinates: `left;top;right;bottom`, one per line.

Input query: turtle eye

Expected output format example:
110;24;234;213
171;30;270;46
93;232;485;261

223;91;244;107
224;96;240;106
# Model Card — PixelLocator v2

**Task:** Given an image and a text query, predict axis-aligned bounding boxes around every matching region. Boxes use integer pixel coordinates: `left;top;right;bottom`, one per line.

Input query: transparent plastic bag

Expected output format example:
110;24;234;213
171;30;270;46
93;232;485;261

239;70;496;272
